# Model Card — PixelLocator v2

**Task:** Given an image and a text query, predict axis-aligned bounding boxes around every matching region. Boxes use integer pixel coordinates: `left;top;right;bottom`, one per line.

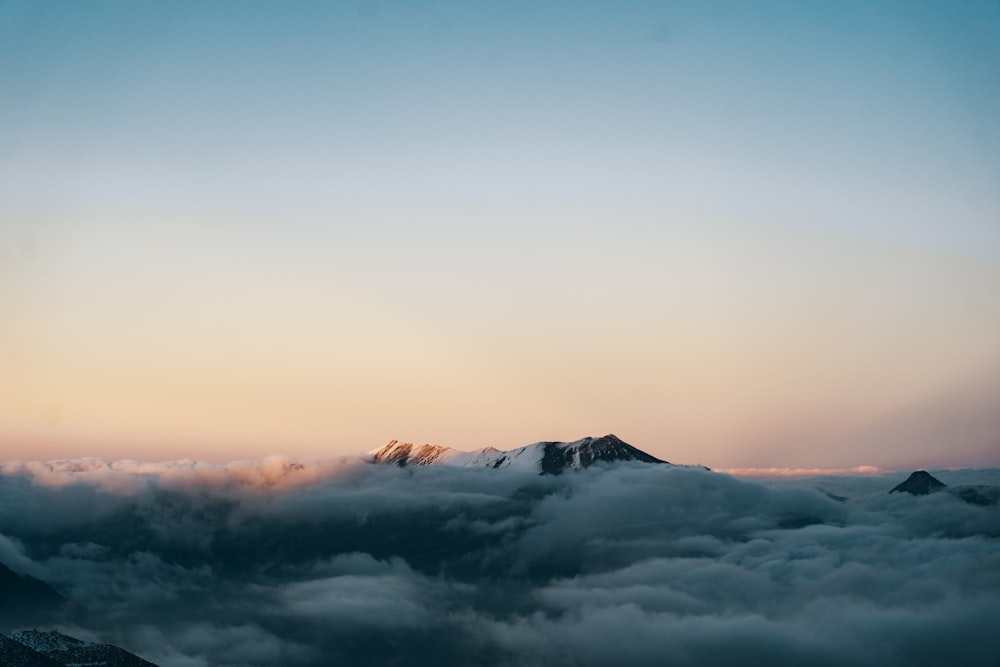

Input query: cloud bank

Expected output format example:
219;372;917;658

1;458;998;666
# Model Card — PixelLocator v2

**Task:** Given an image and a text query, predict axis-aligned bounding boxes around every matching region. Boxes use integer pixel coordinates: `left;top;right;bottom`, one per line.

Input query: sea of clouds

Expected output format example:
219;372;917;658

1;457;998;666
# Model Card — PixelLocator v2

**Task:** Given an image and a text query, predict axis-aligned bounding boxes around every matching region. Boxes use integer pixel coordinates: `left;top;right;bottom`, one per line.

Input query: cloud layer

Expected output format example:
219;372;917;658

1;458;998;666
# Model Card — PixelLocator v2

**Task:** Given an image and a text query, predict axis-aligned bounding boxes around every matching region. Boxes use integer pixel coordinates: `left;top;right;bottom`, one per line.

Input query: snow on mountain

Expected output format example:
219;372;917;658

367;440;466;467
8;630;91;654
0;634;63;667
371;434;669;474
7;630;159;667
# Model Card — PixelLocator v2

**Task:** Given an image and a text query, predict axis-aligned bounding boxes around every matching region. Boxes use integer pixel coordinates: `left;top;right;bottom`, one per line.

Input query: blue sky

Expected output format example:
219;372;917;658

2;1;999;467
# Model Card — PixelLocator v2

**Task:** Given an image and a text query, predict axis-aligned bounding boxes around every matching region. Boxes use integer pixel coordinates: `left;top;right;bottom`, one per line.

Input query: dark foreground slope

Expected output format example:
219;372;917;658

5;630;158;667
0;634;63;667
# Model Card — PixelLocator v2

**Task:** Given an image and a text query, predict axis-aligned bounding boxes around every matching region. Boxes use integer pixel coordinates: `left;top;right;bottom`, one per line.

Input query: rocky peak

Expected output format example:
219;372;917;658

370;440;458;466
890;470;946;495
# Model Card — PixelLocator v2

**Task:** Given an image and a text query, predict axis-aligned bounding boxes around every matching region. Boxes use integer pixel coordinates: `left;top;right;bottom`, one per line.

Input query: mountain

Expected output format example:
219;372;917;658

371;440;462;467
890;470;946;495
889;470;999;506
0;634;64;667
0;563;65;625
950;485;1000;506
7;630;159;667
371;434;668;474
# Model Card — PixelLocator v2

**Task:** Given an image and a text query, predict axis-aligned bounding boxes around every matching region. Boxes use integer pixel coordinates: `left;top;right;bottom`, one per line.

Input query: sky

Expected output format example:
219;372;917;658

1;0;999;468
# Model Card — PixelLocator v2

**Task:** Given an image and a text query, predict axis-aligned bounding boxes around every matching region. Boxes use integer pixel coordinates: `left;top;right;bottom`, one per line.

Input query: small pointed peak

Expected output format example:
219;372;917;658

890;470;946;495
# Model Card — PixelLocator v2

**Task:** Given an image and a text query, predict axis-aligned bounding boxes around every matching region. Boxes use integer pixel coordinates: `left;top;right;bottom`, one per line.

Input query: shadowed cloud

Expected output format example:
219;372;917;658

0;457;997;665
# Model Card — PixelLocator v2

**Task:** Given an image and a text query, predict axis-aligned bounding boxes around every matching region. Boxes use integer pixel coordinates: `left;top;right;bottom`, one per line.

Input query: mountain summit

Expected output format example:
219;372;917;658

890;470;946;495
371;434;668;475
887;470;1000;506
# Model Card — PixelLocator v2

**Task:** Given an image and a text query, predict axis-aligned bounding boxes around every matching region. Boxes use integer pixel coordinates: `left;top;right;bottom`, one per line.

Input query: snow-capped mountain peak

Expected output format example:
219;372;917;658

369;440;463;466
371;434;669;474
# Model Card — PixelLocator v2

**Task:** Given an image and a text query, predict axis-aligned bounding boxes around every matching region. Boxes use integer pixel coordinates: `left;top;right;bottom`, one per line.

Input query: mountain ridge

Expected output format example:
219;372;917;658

5;629;158;667
371;434;669;475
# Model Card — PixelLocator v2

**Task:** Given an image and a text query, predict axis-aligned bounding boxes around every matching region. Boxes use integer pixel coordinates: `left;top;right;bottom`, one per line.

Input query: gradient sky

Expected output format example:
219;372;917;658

2;0;999;468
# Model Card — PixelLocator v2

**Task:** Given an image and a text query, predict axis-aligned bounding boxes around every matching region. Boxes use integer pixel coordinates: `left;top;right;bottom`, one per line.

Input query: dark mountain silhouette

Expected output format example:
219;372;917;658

889;470;999;506
890;470;946;495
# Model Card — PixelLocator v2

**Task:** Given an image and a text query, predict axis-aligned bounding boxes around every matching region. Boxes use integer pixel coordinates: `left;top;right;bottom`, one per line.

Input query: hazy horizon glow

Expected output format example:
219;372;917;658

2;1;999;468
